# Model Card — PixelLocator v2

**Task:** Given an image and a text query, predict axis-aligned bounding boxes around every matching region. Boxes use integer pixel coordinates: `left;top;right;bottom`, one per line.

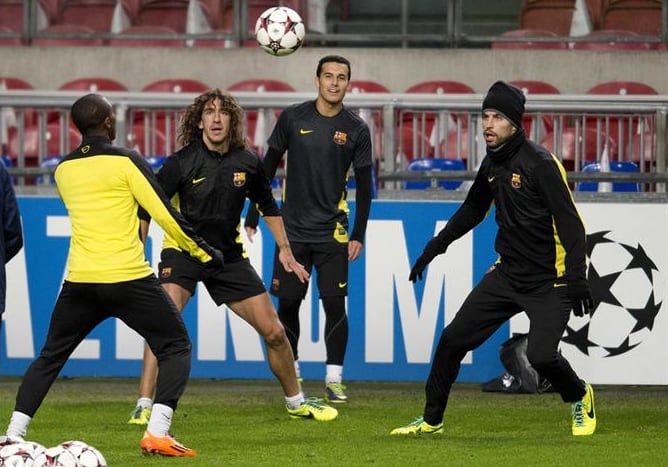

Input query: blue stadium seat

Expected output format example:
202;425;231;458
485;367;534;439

145;155;166;171
577;161;640;192
1;155;12;167
38;155;63;185
404;157;466;190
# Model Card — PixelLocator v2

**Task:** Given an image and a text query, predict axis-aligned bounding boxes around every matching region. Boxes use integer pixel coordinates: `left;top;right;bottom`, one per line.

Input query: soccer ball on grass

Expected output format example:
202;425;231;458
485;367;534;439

254;6;305;56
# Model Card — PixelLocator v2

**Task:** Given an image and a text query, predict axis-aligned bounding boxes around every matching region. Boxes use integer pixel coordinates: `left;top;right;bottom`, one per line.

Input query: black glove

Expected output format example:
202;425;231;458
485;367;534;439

409;238;446;282
208;248;224;269
567;279;594;317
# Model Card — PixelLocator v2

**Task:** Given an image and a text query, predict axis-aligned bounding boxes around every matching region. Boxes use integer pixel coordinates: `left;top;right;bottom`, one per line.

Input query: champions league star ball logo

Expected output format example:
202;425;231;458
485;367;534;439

562;231;662;357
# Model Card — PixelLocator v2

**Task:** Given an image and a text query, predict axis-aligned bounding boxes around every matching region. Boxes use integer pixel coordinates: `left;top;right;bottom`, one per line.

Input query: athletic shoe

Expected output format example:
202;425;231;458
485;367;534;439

128;406;151;425
140;431;196;457
390;417;444;435
0;435;25;447
325;382;348;403
287;397;338;421
572;383;596;436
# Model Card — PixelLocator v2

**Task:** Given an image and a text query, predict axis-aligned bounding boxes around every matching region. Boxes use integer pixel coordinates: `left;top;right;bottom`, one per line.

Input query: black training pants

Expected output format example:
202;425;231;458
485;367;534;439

423;267;586;426
15;275;191;417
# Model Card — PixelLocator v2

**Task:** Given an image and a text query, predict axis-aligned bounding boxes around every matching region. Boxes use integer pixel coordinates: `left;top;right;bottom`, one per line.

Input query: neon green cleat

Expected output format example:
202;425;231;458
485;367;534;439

128;406;151;426
325;382;348;403
572;383;596;436
390;417;444;435
287;397;338;421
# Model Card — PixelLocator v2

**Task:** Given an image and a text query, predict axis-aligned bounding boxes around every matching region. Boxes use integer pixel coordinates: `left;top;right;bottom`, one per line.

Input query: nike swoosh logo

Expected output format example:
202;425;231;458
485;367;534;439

487;176;495;182
299;129;314;135
338;282;347;288
192;177;206;184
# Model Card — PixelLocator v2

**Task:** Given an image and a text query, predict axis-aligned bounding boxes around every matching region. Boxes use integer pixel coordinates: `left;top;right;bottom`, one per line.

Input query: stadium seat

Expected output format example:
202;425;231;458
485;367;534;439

108;25;185;46
141;78;209;93
0;26;23;45
627;131;658;165
404;157;466;190
491;29;569;49
601;0;662;36
57;0;124;32
520;0;577;36
32;24;105;46
577;160;640;192
133;0;190;32
37;155;62;184
439;129;470;161
0;0;25;30
1;154;11;167
586;0;605;30
125;123;167;156
396;126;432;165
227;79;295;153
348;80;390;93
570;29;655;50
510;80;561;140
584;80;658;151
0;77;37;128
6;122;81;166
145;154;166;171
59;77;129;92
402;80;475;144
539;127;618;171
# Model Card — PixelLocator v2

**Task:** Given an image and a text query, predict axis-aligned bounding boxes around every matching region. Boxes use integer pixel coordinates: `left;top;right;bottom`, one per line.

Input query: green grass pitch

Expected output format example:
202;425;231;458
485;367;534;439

1;377;667;466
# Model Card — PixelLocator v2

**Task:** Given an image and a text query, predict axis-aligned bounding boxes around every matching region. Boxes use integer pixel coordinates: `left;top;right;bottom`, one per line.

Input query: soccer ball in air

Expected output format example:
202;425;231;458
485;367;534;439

58;441;107;467
33;445;77;467
561;231;661;358
254;6;305;56
0;441;46;466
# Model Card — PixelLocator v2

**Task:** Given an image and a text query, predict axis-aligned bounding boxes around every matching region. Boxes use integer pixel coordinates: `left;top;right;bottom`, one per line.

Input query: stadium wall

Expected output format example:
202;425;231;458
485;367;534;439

1;46;667;94
2;197;666;385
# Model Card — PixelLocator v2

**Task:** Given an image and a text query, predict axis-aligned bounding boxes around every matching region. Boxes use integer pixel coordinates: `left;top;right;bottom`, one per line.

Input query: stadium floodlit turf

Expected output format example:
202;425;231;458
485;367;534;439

1;377;667;465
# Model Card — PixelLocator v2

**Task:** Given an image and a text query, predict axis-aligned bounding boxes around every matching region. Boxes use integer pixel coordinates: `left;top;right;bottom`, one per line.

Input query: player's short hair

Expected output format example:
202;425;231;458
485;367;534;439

316;55;351;80
179;88;246;150
71;93;111;135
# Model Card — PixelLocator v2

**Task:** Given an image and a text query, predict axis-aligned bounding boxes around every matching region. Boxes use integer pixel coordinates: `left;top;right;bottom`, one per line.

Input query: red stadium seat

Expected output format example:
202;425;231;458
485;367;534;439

134;0;190;32
540;127;618;171
57;0;122;32
32;24;106;46
6;122;81;167
125;123;167;156
520;0;577;36
0;77;37;129
59;77;129;92
108;25;185;46
602;0;662;36
0;0;24;30
491;29;569;49
571;29;655;50
141;78;209;93
0;25;23;45
348;80;390;93
395;126;432;165
402;80;475;149
584;80;658;151
510;80;561;139
227;79;295;153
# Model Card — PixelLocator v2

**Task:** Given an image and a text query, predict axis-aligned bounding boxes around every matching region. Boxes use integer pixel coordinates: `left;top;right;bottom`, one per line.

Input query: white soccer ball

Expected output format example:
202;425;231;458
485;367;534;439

32;445;77;467
562;231;660;357
0;441;46;466
254;6;305;56
58;441;107;467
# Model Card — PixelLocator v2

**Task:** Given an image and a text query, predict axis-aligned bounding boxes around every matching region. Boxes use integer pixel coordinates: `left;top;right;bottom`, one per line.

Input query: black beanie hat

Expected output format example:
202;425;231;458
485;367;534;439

482;81;526;128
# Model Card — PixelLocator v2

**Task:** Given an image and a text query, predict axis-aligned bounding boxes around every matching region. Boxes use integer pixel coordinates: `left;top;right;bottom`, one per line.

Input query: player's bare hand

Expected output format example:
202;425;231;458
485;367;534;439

279;248;310;283
245;226;257;243
348;240;363;261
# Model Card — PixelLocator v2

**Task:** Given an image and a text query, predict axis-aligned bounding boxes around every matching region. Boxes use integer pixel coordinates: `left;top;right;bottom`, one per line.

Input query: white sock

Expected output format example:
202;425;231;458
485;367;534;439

285;392;305;410
294;361;301;379
325;365;343;384
6;411;31;438
136;397;153;409
147;403;173;437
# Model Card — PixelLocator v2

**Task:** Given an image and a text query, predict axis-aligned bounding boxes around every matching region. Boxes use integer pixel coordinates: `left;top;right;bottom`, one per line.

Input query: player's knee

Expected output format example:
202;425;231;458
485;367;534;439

263;322;289;349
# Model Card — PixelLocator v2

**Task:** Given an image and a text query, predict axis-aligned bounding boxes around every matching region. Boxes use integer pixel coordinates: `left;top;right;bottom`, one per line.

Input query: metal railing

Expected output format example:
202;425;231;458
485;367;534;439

1;89;667;197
